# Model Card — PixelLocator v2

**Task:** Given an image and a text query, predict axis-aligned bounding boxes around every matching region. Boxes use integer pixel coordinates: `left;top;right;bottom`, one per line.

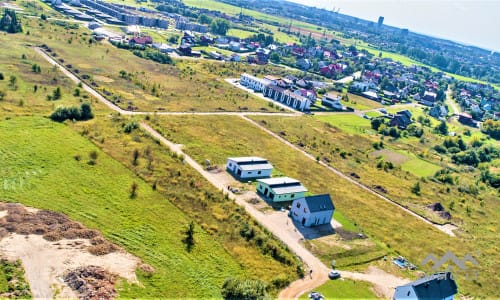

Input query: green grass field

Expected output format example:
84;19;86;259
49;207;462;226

147;115;498;297
315;114;373;135
299;279;376;299
0;117;247;298
399;152;443;177
341;93;384;111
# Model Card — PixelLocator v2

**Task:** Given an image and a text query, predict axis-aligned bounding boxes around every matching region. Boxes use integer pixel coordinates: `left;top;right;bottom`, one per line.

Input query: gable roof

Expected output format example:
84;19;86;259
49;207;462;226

396;272;457;299
304;194;334;213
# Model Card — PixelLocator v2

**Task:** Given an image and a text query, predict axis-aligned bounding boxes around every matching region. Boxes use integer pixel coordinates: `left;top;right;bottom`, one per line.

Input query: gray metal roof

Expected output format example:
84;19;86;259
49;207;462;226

239;163;273;171
228;157;268;163
395;272;457;299
257;177;300;186
272;185;308;195
304;194;334;212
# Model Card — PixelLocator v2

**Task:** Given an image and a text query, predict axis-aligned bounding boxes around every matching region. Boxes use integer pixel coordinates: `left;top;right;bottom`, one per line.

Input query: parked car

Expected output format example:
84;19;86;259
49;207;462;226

308;291;324;300
380;108;388;114
328;270;341;279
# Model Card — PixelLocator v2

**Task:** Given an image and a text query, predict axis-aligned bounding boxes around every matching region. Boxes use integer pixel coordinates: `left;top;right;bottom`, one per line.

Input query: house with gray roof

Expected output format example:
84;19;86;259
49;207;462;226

394;272;458;300
290;194;334;226
257;177;307;202
226;157;273;180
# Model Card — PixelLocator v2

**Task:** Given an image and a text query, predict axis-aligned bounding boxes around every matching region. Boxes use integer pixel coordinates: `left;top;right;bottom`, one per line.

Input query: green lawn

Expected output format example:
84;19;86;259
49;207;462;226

0;117;245;298
365;111;383;118
227;28;256;39
341;93;384;111
315;114;373;135
399;152;443;178
299;279;377;299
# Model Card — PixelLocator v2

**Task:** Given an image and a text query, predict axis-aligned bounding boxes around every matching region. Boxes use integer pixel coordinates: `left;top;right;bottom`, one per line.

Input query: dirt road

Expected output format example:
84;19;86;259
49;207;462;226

241;115;455;236
37;47;421;298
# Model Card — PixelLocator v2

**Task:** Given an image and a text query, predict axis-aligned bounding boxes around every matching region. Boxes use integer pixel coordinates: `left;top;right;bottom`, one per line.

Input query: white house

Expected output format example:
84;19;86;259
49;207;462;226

240;73;268;92
322;92;343;110
226;157;273;180
290;194;334;227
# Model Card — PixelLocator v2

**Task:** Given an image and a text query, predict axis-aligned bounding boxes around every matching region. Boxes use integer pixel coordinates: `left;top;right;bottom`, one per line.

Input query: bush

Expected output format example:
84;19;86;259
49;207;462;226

50;103;93;122
221;277;267;300
123;121;139;133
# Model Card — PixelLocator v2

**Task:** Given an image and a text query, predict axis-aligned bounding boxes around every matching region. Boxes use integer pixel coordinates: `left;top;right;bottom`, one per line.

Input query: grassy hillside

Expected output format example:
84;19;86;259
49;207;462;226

148;115;495;297
0;117;247;297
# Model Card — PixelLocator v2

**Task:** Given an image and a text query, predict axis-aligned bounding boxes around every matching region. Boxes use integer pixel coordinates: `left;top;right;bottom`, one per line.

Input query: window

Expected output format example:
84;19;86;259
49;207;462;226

248;171;252;174
296;203;301;208
304;208;308;213
257;171;262;175
229;163;232;167
291;194;295;198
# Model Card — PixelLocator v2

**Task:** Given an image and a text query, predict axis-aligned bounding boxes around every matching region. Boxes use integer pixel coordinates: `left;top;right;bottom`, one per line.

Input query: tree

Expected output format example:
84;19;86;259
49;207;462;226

371;118;383;130
210;18;230;35
132;149;140;166
435;120;448;135
0;9;22;33
80;102;93;120
482;119;500;140
130;182;138;198
8;75;17;88
183;221;195;252
0;90;5;101
269;52;280;63
52;87;62;100
411;181;421;195
221;277;267;300
40;13;47;21
197;14;212;25
168;35;179;45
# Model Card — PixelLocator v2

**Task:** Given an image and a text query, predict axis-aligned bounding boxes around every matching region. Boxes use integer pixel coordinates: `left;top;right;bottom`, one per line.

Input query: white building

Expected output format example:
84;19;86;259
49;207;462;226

240;73;268;92
290;194;334;227
226;157;273;180
263;85;312;111
322;92;343;110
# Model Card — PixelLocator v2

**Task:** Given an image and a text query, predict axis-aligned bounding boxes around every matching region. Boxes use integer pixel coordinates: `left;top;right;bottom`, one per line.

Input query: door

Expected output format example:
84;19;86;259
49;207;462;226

301;218;306;226
264;187;268;196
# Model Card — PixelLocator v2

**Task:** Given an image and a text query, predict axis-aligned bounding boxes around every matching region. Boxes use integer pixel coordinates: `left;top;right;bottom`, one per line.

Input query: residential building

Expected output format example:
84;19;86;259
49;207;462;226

257;177;307;202
240;73;268;92
226;157;273;180
290;194;334;227
458;113;478;127
429;105;448;119
390;110;413;129
322;92;343;110
420;91;438;106
263;85;313;111
394;272;457;300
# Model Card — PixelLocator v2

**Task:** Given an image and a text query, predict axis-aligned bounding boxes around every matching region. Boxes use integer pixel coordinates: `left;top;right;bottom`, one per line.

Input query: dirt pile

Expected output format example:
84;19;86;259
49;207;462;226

63;266;117;300
0;203;117;255
425;202;452;220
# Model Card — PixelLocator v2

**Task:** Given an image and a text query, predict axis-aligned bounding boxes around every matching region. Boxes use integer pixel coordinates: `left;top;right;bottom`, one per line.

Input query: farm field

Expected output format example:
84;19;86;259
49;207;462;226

147;114;497;297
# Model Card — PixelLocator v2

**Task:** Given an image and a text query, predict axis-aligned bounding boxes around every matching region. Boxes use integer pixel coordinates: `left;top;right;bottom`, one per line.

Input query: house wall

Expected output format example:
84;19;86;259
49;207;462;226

226;160;271;180
290;198;334;227
393;286;417;300
256;183;305;202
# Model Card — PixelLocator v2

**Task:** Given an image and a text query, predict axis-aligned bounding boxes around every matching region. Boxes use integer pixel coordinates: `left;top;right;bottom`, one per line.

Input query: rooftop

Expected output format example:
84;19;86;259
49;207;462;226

304;194;334;212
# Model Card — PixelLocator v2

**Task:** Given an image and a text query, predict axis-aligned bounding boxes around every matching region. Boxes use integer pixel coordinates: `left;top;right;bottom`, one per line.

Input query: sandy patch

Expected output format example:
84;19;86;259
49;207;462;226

0;204;140;299
0;234;139;299
93;75;114;83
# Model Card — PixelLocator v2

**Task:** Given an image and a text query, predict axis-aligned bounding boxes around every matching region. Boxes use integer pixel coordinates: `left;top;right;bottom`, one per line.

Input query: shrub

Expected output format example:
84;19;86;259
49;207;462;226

50;103;93;122
221;277;267;300
123;121;139;133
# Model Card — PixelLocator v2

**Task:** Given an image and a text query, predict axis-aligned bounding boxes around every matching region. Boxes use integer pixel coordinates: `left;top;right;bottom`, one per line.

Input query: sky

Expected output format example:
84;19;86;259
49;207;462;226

286;0;500;52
